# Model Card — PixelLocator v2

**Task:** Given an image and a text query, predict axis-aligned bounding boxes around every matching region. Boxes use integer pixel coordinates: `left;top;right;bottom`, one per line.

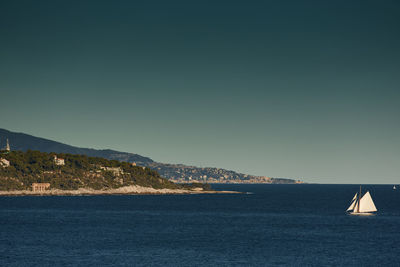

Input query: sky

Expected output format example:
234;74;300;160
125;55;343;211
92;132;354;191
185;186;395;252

1;0;399;184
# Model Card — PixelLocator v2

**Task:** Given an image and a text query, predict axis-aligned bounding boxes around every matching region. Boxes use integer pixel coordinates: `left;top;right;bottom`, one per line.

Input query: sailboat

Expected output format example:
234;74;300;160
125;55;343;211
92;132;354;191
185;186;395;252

346;186;377;215
393;185;396;190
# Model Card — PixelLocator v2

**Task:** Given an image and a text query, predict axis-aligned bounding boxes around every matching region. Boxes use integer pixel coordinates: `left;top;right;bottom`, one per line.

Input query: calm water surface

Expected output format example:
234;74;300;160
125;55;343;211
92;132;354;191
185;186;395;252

1;184;399;266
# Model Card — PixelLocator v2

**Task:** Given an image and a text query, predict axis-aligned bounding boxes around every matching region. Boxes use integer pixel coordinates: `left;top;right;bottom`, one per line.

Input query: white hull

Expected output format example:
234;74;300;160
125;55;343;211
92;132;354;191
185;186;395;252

348;212;375;216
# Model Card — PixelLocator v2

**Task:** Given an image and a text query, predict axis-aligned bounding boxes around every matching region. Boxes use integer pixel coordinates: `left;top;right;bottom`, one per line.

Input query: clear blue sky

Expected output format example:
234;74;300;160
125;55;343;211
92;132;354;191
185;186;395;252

1;0;399;183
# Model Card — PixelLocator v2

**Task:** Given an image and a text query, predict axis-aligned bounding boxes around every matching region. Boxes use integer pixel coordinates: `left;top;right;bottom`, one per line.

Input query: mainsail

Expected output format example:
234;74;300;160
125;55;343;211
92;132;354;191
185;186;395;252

359;191;377;212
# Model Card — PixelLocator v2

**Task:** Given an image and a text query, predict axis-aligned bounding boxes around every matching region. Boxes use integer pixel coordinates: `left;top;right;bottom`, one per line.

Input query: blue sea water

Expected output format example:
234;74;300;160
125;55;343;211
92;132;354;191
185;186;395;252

1;184;399;266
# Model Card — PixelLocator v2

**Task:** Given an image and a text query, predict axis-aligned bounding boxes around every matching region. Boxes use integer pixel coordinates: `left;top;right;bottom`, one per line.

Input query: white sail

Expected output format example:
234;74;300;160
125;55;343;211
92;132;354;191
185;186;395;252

346;200;356;211
353;199;359;212
359;191;377;212
346;193;358;211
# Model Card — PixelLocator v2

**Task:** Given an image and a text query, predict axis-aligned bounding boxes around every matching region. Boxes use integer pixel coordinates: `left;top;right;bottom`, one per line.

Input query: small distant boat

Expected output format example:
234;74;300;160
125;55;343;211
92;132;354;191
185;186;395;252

394;185;397;190
346;186;377;216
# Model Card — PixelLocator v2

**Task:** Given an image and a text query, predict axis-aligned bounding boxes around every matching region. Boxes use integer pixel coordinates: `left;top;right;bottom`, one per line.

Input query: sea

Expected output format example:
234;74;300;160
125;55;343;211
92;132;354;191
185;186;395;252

1;184;399;266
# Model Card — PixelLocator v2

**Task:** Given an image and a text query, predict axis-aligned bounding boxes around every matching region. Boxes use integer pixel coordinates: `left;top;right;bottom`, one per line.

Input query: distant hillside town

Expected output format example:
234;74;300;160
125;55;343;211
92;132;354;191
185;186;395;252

146;163;302;184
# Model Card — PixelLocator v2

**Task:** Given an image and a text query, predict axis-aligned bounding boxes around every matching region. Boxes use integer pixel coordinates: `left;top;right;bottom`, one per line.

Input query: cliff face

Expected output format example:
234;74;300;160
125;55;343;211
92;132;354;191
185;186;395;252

0;128;299;184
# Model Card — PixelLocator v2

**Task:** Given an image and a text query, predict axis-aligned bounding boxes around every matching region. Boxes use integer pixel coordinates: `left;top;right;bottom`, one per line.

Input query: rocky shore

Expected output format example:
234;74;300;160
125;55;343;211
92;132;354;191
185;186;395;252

0;185;240;196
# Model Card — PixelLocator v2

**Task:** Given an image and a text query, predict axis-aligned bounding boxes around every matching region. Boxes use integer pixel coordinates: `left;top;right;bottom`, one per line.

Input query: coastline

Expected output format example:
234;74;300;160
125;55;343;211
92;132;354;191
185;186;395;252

0;185;241;196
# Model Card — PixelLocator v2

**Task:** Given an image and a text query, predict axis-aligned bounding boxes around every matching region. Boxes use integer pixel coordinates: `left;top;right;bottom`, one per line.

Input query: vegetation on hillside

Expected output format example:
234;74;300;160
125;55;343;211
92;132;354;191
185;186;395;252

0;150;210;191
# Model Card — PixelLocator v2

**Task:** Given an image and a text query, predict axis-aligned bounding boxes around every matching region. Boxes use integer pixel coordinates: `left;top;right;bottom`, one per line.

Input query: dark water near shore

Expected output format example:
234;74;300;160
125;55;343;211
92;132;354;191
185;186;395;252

1;184;399;266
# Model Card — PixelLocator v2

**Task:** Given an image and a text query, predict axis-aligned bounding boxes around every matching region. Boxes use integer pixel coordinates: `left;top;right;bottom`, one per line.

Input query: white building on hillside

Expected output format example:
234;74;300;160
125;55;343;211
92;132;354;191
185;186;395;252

32;183;50;192
2;138;10;151
0;158;10;167
5;139;10;151
54;155;65;166
100;166;124;176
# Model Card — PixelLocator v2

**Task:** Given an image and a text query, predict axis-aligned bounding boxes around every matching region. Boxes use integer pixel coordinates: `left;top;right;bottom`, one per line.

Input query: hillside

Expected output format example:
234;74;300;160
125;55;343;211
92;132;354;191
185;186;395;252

0;129;152;166
148;163;299;184
0;150;209;191
0;128;300;184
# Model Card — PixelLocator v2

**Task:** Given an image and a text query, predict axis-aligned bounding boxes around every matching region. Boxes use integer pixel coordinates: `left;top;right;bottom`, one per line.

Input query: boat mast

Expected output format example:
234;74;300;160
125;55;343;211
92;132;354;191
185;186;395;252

357;185;361;213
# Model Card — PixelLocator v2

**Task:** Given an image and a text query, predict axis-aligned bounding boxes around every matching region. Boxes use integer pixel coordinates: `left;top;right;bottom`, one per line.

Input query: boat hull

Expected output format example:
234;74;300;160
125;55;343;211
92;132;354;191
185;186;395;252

348;212;376;216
